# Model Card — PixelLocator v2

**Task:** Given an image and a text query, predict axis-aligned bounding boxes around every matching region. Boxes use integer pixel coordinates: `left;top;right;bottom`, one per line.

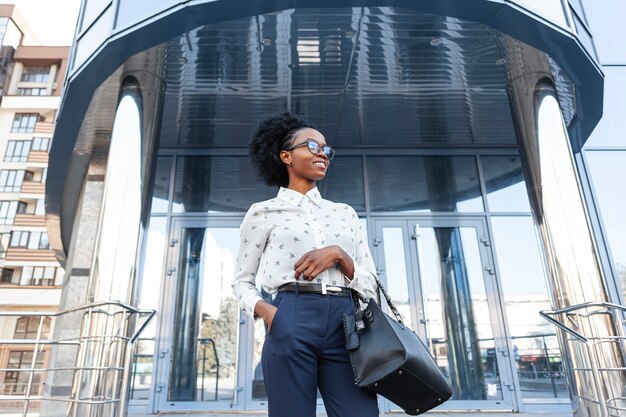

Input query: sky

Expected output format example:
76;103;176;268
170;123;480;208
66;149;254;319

9;0;82;45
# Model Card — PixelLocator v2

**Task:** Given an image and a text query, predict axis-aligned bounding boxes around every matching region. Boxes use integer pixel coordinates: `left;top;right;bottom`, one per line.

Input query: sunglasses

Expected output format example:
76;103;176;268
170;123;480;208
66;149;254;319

283;139;335;160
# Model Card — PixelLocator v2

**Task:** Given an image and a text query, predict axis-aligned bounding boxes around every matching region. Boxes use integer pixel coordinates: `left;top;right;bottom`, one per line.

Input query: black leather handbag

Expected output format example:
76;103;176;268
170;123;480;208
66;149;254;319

343;278;452;415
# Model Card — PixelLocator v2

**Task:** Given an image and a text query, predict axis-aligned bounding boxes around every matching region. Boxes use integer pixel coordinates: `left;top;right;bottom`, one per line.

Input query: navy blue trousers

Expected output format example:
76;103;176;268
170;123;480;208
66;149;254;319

262;291;379;417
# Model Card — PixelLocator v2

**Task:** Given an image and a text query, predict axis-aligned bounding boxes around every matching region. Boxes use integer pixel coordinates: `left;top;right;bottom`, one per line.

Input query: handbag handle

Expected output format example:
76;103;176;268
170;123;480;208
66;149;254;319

370;274;405;324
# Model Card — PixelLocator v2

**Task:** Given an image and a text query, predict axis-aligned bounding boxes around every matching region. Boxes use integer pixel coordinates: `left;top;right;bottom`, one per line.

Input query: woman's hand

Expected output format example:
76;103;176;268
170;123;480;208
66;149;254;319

254;300;278;332
294;245;354;281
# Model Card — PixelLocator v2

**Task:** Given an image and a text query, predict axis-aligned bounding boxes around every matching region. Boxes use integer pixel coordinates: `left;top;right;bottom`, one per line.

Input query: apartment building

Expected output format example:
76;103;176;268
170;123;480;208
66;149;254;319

0;5;69;407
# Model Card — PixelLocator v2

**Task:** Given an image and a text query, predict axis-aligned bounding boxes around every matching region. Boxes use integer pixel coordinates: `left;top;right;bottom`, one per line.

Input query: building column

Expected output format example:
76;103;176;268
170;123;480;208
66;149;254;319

40;174;105;417
505;38;626;417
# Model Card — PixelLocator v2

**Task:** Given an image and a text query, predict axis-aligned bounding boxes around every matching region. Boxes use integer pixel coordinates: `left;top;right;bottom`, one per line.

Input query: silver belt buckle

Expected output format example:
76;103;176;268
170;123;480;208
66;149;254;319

322;282;342;295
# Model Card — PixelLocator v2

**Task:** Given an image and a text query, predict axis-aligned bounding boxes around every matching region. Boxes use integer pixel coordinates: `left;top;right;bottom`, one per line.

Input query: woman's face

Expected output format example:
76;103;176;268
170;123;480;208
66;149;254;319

282;128;330;183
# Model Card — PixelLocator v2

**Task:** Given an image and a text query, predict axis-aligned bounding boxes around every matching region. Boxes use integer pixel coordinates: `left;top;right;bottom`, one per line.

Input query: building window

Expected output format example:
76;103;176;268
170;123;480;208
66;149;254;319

11;113;40;133
0;170;32;192
0;233;9;260
22;266;58;286
16;87;46;96
2;350;46;395
0;201;26;225
35;199;45;215
9;231;49;249
0;268;15;284
5;140;31;162
31;137;50;151
20;66;50;83
14;316;51;339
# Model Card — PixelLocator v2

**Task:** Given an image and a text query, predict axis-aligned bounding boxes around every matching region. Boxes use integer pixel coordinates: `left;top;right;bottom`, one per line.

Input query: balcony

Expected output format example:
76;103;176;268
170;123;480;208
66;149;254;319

4;248;58;263
20;181;45;195
0;285;61;306
27;150;48;164
34;122;54;135
0;96;61;112
12;214;46;227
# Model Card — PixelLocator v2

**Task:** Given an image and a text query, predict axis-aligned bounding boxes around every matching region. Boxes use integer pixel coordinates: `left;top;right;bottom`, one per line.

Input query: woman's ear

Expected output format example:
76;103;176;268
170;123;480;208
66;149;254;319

280;150;292;167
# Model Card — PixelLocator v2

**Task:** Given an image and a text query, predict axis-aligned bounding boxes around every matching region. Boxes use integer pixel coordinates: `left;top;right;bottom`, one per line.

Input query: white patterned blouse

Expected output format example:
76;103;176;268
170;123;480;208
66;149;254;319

232;186;378;318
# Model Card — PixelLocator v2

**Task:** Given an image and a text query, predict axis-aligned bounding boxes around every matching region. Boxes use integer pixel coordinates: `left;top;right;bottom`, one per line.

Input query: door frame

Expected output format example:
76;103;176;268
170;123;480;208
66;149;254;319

371;216;520;412
154;216;250;412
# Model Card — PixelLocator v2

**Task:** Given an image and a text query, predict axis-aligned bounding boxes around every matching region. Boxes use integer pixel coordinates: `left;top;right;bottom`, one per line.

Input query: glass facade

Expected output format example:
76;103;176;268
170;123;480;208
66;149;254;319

130;145;564;411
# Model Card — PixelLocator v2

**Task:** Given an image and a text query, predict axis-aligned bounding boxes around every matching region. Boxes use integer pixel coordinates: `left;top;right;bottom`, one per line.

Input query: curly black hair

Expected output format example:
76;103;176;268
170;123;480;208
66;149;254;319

249;111;315;187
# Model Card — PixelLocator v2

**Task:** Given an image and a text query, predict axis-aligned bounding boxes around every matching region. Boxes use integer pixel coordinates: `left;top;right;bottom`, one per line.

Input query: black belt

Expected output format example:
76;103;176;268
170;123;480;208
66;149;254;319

278;282;353;297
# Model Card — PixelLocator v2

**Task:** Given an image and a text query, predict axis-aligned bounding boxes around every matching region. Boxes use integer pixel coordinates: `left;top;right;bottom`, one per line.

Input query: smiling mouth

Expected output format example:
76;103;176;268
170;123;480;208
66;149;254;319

313;161;327;168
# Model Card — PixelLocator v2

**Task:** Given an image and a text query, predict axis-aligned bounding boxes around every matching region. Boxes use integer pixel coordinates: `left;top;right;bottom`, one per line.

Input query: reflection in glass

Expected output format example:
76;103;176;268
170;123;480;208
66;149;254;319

418;226;502;401
585;151;626;299
172;157;275;213
91;94;142;302
368;156;483;212
169;227;240;402
491;216;568;398
482;156;531;212
318;156;366;211
130;217;167;401
151;157;171;213
533;93;626;410
381;227;413;330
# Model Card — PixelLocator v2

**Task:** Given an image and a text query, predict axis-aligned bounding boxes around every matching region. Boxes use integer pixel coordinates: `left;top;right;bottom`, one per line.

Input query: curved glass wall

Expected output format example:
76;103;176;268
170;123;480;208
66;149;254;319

528;91;626;416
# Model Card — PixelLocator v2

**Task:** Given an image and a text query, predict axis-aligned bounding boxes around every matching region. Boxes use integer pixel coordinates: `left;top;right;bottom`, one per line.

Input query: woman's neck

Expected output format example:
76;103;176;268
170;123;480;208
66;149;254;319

287;178;316;195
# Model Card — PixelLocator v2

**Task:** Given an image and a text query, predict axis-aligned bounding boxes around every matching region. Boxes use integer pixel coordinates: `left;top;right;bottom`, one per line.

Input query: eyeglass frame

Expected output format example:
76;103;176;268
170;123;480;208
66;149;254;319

282;139;335;160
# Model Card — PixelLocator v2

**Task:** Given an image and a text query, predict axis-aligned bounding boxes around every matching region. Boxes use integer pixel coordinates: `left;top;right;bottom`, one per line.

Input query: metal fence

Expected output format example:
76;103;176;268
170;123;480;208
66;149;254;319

0;301;155;417
541;302;626;417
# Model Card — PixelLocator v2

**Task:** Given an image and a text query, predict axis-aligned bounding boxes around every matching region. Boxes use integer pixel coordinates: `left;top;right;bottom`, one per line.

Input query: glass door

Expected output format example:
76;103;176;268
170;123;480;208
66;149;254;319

156;218;244;412
373;218;518;411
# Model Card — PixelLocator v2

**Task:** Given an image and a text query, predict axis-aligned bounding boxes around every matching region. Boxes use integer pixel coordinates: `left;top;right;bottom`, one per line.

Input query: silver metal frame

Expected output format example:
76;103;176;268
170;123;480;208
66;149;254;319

541;302;626;417
0;301;155;417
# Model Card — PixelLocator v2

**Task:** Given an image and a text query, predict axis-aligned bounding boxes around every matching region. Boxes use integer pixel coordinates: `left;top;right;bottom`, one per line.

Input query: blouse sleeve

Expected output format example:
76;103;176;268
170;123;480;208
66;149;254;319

232;203;269;319
344;206;378;301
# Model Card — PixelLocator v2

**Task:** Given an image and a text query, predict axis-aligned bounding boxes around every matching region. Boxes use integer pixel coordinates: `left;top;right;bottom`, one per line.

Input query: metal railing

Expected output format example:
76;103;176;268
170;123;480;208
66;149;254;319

541;302;626;417
0;301;155;417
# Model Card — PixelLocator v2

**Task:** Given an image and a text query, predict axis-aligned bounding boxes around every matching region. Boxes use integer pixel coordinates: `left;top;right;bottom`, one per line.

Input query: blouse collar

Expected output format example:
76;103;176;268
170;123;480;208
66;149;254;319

277;186;322;207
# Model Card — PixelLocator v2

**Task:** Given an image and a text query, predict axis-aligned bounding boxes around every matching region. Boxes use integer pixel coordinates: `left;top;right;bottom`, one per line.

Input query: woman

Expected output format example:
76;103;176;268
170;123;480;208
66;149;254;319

232;112;379;417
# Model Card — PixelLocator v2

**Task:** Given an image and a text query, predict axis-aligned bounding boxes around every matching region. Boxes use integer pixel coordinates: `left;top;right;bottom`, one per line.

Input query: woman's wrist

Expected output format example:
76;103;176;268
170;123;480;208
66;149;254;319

254;300;275;322
332;246;354;281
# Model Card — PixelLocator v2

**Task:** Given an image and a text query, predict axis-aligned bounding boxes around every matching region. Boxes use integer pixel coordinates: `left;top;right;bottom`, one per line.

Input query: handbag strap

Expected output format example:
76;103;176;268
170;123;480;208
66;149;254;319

371;274;404;324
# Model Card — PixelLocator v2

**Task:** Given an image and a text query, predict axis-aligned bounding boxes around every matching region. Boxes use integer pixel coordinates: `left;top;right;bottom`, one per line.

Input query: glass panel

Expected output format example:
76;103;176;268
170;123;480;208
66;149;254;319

368;156;483;212
116;0;175;29
580;0;626;63
585;151;626;300
130;217;167;401
381;227;413;330
584;67;626;148
417;226;502;401
169;227;240;402
73;6;113;68
173;156;275;213
513;0;568;27
482;156;531;213
151;157;171;213
80;0;112;31
318;156;365;211
491;216;568;398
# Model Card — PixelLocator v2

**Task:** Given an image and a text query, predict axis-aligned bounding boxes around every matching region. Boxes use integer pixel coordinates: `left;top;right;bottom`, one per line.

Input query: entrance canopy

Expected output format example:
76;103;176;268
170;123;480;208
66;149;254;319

46;2;600;260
